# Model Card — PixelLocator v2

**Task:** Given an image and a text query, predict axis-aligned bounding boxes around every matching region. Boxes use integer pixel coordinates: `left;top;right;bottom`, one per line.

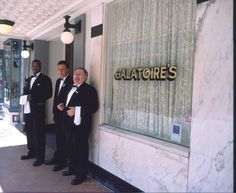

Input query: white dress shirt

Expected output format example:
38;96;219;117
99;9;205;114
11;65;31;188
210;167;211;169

30;72;41;89
58;74;69;95
66;86;77;106
66;84;81;106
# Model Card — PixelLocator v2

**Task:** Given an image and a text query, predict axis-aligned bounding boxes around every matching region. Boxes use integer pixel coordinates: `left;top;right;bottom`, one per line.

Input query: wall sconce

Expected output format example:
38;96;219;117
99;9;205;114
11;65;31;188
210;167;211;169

0;19;15;33
21;40;34;58
61;15;81;44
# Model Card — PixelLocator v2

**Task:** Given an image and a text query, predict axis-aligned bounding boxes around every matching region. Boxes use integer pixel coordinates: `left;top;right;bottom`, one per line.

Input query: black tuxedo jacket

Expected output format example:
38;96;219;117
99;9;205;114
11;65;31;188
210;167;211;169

53;75;73;115
65;82;99;131
23;73;52;118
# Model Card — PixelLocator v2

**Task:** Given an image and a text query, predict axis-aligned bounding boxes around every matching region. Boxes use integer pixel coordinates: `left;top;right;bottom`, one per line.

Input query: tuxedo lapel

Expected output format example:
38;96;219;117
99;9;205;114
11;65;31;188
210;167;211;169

59;77;68;93
64;76;70;85
67;89;78;107
31;74;42;90
66;83;88;107
58;76;72;96
55;79;61;95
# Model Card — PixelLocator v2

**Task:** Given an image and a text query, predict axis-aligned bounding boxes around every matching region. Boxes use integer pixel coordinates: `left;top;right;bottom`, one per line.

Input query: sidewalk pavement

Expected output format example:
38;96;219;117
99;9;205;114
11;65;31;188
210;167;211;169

0;120;112;193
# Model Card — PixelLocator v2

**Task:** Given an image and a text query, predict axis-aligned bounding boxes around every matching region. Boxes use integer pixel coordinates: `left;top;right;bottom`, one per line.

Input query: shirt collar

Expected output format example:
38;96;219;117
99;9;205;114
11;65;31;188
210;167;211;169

73;83;81;88
33;72;41;77
61;74;69;81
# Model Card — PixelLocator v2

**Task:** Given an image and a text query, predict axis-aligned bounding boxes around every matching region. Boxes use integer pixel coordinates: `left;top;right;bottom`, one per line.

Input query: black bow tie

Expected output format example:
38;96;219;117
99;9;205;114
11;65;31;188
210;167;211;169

31;75;37;78
72;85;78;88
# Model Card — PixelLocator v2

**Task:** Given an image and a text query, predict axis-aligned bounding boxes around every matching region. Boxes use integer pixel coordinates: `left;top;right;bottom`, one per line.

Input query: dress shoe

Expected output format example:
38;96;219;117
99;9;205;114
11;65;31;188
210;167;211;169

62;170;75;176
33;160;44;167
20;154;34;160
52;164;66;172
71;176;87;185
44;159;56;165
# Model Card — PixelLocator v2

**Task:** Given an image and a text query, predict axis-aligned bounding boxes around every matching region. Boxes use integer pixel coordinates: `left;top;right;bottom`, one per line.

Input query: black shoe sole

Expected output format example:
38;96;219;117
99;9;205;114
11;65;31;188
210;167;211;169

71;177;86;185
62;171;75;176
33;161;44;167
52;165;67;172
44;160;56;165
21;155;35;160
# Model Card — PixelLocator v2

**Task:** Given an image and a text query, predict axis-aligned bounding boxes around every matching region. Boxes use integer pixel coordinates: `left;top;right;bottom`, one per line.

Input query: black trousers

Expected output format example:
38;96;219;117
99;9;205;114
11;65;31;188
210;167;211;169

53;112;67;165
24;113;45;161
65;124;90;178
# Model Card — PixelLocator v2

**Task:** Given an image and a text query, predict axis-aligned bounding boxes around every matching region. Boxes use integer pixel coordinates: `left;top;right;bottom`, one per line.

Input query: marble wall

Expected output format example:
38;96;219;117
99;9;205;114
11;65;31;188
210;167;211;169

187;0;233;192
86;3;104;165
99;126;189;192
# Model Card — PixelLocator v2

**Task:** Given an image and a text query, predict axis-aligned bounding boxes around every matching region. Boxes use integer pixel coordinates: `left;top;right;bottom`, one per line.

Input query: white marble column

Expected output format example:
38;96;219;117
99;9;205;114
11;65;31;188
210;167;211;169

86;3;104;165
188;0;233;192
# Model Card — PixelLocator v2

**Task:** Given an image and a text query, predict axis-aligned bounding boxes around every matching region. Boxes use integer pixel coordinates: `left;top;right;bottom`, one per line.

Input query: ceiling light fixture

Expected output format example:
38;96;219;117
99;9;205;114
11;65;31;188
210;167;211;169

61;15;81;44
21;40;34;59
0;19;15;33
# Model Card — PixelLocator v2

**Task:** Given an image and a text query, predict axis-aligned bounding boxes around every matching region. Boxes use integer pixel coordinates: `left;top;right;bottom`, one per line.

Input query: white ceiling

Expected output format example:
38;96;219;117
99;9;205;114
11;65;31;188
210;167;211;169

0;0;101;48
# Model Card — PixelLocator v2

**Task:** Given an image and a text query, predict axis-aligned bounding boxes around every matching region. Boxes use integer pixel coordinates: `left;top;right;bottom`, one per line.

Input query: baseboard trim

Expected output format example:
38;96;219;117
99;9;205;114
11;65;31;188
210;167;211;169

197;0;209;4
88;162;143;193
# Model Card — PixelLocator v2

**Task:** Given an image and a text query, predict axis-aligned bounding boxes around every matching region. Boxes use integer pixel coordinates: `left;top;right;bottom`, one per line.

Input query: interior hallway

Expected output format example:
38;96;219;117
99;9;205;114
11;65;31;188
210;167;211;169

0;119;111;192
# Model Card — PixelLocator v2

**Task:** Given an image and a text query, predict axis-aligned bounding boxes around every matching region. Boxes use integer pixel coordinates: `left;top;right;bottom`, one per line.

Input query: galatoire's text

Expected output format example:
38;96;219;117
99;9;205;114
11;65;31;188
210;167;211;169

114;64;177;81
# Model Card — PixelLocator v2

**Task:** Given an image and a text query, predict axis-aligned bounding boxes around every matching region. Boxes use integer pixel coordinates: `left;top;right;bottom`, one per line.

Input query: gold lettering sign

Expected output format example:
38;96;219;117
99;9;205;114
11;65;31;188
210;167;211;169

114;65;177;81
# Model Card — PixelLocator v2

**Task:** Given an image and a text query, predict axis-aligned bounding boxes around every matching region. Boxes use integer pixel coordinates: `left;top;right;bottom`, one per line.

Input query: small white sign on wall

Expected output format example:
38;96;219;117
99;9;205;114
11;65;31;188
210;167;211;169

171;123;182;143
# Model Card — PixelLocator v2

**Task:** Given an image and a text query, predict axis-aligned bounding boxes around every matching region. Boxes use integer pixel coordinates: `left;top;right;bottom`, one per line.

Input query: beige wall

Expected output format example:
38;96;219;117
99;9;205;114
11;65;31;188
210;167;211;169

47;40;65;124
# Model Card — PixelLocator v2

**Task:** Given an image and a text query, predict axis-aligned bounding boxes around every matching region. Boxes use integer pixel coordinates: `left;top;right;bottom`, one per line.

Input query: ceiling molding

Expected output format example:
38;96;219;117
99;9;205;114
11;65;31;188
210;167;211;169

30;0;105;41
0;0;112;46
0;32;29;40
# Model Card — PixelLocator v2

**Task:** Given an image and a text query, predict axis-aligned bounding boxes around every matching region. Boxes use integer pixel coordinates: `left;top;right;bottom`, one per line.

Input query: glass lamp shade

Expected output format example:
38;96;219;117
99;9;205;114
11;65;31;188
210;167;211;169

21;49;30;58
0;19;14;33
61;31;74;44
0;24;13;33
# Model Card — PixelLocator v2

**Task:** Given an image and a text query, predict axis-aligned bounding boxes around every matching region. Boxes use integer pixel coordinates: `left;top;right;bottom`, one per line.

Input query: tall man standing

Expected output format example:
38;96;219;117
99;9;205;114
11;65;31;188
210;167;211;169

45;60;73;171
20;59;52;167
62;67;99;185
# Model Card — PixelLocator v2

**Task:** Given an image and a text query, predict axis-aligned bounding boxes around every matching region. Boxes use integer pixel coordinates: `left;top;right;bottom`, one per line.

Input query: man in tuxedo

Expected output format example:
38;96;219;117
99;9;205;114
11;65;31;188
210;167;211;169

20;59;52;167
62;67;99;185
45;60;73;171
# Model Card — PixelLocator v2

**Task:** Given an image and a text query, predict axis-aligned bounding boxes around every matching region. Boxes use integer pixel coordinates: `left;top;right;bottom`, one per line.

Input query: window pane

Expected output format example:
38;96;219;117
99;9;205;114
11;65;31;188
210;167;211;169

105;0;196;147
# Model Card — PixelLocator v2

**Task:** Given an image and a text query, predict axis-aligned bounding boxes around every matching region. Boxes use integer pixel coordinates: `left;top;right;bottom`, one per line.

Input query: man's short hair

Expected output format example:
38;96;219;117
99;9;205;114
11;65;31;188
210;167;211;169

32;59;41;66
57;60;69;68
75;67;88;77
